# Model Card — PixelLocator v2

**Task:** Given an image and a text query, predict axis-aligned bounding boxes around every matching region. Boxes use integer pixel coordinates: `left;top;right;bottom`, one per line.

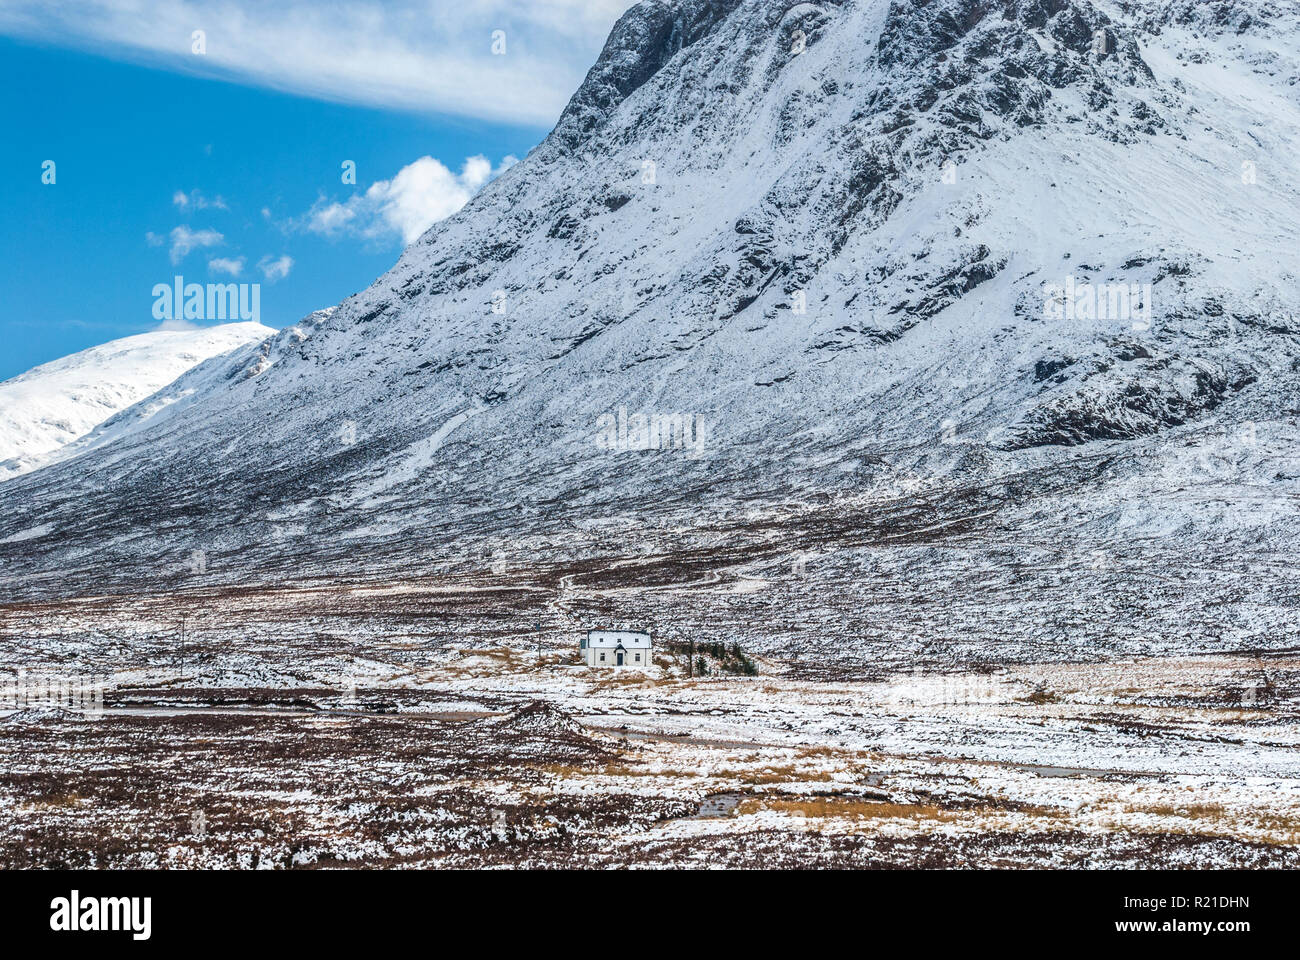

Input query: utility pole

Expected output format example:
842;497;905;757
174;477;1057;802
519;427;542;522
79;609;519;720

179;615;187;684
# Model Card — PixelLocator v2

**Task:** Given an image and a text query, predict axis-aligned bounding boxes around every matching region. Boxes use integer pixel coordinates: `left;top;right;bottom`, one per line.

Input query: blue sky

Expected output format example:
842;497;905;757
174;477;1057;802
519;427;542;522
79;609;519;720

0;1;632;381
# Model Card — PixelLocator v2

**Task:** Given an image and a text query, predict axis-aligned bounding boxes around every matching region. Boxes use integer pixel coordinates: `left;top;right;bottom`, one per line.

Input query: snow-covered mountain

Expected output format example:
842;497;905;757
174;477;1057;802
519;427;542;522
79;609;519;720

0;322;272;481
1;0;1298;620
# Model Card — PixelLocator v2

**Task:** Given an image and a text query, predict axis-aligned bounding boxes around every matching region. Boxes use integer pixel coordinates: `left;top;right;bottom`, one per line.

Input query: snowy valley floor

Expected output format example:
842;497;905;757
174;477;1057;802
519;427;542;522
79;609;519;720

1;542;1298;869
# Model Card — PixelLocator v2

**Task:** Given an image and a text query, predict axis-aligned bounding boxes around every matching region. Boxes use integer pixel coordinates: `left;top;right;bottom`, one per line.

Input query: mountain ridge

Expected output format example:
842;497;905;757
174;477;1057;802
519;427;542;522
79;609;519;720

1;0;1297;622
0;322;272;482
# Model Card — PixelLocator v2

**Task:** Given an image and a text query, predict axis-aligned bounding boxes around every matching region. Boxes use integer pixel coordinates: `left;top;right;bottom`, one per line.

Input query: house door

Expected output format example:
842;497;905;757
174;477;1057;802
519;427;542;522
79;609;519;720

617;652;624;666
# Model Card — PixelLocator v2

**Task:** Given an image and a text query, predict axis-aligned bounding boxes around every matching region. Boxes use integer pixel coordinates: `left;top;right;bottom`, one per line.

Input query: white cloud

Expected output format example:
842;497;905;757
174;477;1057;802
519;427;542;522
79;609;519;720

174;189;228;211
0;1;636;126
304;154;517;245
208;256;245;276
168;226;224;264
306;202;357;236
258;255;294;282
156;316;201;331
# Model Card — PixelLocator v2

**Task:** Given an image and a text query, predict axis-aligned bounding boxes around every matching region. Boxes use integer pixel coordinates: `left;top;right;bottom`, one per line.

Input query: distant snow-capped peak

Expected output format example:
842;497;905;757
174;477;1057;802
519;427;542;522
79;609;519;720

0;322;273;480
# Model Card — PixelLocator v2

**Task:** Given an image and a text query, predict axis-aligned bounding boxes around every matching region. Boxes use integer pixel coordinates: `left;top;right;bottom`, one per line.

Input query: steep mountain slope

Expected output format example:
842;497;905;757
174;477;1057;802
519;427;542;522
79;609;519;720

1;0;1297;618
0;322;272;481
42;311;335;471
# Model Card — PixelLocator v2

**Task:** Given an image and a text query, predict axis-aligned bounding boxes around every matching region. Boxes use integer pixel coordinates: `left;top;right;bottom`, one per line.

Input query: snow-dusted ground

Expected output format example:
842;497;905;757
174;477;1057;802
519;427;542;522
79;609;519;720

1;549;1296;868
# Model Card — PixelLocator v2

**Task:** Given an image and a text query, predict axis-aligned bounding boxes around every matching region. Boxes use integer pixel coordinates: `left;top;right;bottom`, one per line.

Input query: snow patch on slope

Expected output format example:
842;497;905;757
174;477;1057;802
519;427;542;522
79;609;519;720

0;323;273;480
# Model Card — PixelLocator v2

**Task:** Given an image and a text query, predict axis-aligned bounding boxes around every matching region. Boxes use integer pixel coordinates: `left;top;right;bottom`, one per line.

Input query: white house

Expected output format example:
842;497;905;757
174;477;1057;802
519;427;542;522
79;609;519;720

581;629;652;667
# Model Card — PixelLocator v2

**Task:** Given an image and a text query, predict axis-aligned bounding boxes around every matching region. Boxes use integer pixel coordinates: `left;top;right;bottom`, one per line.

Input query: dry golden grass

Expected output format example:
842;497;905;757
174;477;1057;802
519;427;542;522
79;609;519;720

798;746;836;758
743;765;836;785
22;792;84;811
587;673;663;691
736;796;1067;825
1021;688;1061;705
459;648;515;660
429;647;524;679
736;797;957;820
1119;803;1300;845
538;762;701;779
1145;803;1226;818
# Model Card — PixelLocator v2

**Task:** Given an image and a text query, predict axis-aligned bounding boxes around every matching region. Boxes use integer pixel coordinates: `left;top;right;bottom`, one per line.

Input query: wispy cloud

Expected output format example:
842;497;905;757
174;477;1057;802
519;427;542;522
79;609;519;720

174;189;228;211
302;155;516;245
257;254;293;282
207;256;244;276
0;0;636;126
168;225;224;264
156;316;202;332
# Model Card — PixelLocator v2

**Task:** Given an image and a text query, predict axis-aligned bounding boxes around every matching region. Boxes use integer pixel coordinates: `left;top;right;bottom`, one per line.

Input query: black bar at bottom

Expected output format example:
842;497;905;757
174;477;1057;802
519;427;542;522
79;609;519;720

0;868;1276;946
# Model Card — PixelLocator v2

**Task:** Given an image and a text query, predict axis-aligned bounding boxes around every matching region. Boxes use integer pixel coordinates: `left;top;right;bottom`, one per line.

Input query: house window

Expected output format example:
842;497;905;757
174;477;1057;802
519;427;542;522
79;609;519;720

635;653;641;662
600;652;605;662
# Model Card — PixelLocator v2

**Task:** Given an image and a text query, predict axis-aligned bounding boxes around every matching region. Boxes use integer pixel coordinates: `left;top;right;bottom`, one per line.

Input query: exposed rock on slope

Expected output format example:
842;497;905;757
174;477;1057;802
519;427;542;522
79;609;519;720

0;0;1297;603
